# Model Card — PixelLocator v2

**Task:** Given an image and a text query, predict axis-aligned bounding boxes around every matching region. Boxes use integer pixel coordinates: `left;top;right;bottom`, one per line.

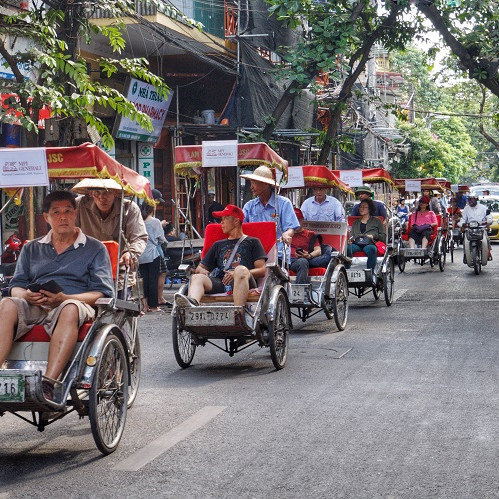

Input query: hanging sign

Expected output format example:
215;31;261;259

405;180;422;192
0;148;48;187
281;166;304;188
202;140;238;167
339;170;363;187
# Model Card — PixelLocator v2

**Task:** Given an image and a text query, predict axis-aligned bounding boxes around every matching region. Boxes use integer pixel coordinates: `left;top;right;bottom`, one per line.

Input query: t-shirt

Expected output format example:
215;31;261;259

290;229;319;258
409;210;437;227
201;236;267;278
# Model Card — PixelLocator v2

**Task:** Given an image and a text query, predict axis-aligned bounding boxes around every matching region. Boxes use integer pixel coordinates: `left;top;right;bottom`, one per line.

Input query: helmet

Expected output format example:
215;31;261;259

355;185;374;198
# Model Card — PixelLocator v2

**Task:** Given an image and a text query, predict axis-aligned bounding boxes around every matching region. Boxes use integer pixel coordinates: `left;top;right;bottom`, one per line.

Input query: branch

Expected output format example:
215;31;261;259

0;40;25;83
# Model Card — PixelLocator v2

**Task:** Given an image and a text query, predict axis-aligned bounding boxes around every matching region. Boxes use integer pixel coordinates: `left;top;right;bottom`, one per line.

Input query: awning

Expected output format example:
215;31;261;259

394;178;445;193
46;143;153;203
301;166;354;195
174;142;288;177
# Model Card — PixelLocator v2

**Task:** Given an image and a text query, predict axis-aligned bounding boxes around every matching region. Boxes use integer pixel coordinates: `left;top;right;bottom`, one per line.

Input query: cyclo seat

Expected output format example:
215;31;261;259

347;216;386;257
402;214;440;245
199;222;277;303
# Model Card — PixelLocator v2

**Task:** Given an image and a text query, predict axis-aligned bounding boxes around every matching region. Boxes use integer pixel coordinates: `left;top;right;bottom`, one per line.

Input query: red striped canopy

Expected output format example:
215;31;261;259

299;166;353;194
394;178;445;193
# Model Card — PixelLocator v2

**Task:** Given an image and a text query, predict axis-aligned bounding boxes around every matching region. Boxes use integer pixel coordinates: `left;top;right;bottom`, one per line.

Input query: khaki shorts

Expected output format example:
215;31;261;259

5;297;96;340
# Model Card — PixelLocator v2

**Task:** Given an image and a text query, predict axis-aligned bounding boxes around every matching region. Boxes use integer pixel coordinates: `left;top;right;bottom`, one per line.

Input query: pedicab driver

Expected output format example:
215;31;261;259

0;191;115;400
300;186;345;222
351;186;387;218
174;205;267;308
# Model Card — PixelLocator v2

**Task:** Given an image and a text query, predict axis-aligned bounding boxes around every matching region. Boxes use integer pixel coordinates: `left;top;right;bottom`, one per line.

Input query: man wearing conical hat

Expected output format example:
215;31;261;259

241;165;299;258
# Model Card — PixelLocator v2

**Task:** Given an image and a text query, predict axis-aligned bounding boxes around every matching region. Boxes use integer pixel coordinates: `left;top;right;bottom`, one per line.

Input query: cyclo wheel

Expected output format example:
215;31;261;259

472;245;481;275
89;333;128;455
450;239;454;262
372;282;380;300
121;315;141;408
397;240;406;273
172;316;196;368
268;290;290;370
383;258;395;306
331;268;349;331
438;238;446;272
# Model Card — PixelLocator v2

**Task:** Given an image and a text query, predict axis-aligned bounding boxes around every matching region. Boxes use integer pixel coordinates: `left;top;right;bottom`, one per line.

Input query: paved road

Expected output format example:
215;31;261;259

1;244;499;498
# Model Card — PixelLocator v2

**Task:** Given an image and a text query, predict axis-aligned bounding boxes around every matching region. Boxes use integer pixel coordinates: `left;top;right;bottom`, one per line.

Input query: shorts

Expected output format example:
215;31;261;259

208;275;257;294
159;256;167;274
408;228;432;246
5;297;96;340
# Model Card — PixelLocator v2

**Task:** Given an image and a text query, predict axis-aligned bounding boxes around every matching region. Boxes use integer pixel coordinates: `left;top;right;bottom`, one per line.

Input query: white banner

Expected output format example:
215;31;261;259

202;140;238;167
0;148;48;187
282;166;305;188
339;170;363;187
405;180;422;192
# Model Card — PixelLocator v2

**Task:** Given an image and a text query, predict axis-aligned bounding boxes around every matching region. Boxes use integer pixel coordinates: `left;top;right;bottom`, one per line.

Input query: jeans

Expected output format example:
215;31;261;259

290;254;332;284
347;243;377;270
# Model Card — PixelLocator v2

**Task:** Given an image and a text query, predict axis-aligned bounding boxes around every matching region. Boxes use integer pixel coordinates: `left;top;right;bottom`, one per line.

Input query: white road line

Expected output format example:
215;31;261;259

393;288;408;302
113;405;227;472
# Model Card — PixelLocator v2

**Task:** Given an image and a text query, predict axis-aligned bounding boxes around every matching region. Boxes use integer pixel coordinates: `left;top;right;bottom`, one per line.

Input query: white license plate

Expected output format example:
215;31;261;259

402;249;425;257
0;374;25;402
453;229;461;237
184;309;235;326
290;286;305;302
347;270;365;283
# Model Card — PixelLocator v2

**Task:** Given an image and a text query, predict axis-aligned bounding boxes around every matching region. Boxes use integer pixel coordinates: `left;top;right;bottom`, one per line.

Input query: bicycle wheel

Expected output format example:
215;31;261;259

438;239;446;272
332;269;349;331
383;258;395;306
268;291;290;370
121;316;141;408
89;333;128;455
172;316;196;368
472;245;481;275
450;239;454;263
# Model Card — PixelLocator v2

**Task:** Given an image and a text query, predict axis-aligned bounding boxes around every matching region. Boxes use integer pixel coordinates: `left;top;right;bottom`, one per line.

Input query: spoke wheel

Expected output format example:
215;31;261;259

438;240;446;272
121;316;141;408
472;245;481;275
450;239;454;262
372;283;380;300
268;291;290;370
172;316;196;368
89;334;128;455
330;269;349;331
383;258;395;306
397;241;406;272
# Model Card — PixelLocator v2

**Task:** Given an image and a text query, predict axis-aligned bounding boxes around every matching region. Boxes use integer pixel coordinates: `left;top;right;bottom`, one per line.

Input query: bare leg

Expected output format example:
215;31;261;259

409;237;416;249
188;274;213;303
232;266;250;307
157;272;167;304
0;299;18;367
45;304;79;380
421;237;428;249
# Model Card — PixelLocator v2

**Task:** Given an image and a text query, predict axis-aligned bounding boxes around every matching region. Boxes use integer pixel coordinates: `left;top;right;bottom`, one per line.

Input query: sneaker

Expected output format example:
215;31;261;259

42;379;54;401
174;293;199;308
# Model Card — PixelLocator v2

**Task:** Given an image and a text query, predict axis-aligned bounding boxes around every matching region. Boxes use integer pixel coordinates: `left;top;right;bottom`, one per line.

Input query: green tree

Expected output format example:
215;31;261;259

0;1;170;147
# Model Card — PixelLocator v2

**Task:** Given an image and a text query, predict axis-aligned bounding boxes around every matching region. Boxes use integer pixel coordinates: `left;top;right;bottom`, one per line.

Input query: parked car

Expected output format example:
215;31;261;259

481;196;499;241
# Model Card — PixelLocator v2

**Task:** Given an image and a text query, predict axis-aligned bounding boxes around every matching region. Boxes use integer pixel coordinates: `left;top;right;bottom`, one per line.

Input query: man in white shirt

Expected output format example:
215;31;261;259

300;186;345;222
459;194;492;263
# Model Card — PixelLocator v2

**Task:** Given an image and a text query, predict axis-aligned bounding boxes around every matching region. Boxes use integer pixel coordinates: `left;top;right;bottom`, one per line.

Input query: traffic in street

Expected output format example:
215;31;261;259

1;243;498;498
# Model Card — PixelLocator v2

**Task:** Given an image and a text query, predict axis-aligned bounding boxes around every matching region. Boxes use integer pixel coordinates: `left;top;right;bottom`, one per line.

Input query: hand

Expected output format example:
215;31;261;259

39;290;66;309
120;251;134;269
222;270;234;285
367;234;374;240
25;289;48;306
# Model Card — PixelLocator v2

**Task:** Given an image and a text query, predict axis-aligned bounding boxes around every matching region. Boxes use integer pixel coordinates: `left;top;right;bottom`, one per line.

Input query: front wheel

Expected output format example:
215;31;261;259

330;269;349;331
438;239;446;272
383;258;395;306
472;245;481;275
397;241;406;273
172;316;196;368
268;291;290;370
89;333;128;455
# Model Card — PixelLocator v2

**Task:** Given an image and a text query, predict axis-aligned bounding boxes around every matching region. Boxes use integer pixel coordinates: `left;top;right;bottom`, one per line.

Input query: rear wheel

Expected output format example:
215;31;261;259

383;258;395;306
121;316;141;408
450;239;454;262
438;239;446;272
332;269;349;331
268;291;290;370
472;245;481;275
89;334;128;455
172;316;196;368
397;241;406;272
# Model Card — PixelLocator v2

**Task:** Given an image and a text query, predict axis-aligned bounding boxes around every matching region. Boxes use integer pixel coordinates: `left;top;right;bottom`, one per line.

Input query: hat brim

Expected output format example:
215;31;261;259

71;178;125;195
240;173;276;186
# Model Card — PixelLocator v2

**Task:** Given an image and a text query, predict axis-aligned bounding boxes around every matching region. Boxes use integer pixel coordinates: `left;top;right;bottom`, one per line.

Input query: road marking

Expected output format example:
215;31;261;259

0;493;10;498
393;288;408;302
113;406;226;471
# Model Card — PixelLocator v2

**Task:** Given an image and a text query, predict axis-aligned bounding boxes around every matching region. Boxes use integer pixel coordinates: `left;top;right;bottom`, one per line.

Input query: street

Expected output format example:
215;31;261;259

1;244;499;498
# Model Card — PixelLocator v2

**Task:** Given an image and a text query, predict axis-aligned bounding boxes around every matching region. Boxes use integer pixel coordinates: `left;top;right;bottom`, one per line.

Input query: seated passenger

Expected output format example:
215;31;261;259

408;196;437;250
347;198;385;271
290;208;332;284
174;205;267;308
0;191;115;400
447;197;462;223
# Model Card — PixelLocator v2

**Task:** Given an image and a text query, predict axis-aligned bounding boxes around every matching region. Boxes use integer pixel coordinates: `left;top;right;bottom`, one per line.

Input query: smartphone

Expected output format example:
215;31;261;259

27;280;63;294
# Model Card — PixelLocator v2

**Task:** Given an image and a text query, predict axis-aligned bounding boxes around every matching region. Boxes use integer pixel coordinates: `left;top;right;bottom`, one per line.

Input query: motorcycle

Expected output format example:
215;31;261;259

463;221;489;275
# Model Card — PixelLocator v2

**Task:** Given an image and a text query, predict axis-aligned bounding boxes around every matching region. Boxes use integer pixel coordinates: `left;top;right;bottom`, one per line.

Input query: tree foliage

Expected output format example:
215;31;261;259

0;1;170;147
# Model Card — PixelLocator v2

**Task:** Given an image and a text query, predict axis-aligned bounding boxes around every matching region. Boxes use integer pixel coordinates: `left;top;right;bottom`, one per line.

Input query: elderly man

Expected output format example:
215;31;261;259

0;190;114;400
72;178;147;291
175;205;267;307
241;165;299;258
351;186;387;218
300;186;345;222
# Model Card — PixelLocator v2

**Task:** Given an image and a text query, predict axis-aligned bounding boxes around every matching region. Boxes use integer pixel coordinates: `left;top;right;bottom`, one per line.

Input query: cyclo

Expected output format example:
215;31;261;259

0;144;146;454
282;165;351;329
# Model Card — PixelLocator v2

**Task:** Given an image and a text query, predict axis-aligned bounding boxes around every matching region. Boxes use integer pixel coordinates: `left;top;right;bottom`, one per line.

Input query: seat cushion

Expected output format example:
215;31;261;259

289;267;326;277
17;322;93;342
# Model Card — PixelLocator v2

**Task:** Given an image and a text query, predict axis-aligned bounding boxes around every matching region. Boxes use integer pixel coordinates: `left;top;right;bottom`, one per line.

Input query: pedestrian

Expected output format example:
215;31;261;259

151;189;169;307
300;185;345;222
138;203;166;312
207;191;224;224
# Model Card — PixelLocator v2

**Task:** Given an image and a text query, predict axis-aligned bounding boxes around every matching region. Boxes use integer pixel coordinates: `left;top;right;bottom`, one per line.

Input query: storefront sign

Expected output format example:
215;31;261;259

114;78;173;143
339;170;363;187
202;140;238;167
405;180;421;192
138;143;154;186
0;148;48;187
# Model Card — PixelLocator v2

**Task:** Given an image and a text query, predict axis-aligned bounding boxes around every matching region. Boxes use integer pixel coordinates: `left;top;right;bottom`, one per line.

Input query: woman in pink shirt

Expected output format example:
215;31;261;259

408;196;438;249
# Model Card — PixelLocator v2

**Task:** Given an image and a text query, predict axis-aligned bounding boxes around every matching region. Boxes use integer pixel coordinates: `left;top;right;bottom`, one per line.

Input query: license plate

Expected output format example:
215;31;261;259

0;374;25;402
346;270;365;283
452;229;461;237
402;249;425;257
290;286;305;302
184;309;235;326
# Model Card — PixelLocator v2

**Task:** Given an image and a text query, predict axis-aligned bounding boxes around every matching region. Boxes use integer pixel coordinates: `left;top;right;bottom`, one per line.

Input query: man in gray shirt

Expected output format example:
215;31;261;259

0;190;114;400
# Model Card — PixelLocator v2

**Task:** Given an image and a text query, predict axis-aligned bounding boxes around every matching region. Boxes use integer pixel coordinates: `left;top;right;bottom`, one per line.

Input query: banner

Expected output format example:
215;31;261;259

339;170;363;187
405;180;422;192
281;166;305;188
0;148;48;187
202;140;238;167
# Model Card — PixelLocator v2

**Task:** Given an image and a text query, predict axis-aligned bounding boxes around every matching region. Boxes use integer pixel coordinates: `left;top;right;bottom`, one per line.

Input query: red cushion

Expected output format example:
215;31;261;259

102;240;119;279
289;267;326;277
17;322;93;342
202;222;276;258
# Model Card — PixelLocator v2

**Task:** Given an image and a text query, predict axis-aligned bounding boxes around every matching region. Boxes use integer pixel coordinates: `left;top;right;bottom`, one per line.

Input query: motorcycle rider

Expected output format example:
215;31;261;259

459;194;493;263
